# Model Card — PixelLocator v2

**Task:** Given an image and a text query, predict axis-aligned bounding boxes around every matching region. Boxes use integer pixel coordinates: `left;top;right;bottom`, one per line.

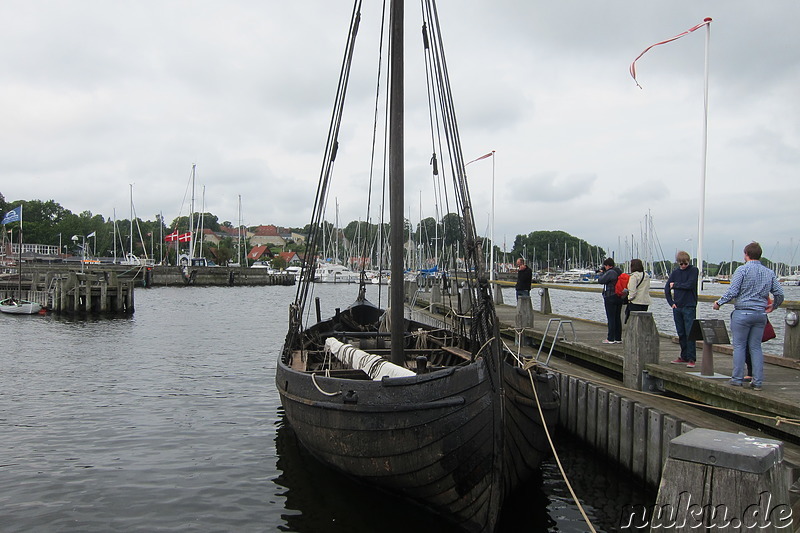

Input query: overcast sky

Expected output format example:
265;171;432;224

1;1;798;266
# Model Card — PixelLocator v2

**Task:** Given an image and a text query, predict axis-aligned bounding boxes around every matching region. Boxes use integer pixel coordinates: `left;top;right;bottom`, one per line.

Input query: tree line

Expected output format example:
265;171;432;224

0;195;279;265
8;194;776;276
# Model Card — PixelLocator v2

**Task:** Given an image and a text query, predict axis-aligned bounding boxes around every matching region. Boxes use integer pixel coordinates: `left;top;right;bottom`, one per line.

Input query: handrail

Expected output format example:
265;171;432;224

490;279;800;305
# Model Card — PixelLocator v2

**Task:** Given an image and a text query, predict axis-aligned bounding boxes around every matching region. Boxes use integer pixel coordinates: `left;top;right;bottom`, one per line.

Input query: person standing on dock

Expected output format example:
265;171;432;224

625;258;651;323
515;258;532;300
712;242;784;391
598;258;623;344
665;251;699;368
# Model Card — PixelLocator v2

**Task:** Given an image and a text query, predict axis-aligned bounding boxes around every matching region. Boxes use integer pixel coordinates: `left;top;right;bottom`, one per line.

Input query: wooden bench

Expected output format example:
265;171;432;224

441;345;472;362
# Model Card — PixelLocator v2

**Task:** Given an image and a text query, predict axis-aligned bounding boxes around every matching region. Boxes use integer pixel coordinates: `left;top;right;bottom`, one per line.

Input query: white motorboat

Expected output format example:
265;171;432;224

0;297;42;315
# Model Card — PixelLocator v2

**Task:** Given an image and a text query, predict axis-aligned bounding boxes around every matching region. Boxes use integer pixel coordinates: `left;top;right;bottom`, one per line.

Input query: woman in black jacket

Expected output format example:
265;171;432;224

598;258;623;344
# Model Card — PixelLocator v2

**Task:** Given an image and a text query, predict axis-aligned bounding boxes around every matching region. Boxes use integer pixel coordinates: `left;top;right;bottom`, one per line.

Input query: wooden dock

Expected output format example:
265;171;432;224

411;286;800;514
0;263;295;314
0;270;134;315
489;301;800;440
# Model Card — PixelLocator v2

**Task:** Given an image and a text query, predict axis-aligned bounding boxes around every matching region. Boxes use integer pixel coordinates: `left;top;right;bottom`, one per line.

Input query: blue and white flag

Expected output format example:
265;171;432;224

87;231;96;238
2;205;21;225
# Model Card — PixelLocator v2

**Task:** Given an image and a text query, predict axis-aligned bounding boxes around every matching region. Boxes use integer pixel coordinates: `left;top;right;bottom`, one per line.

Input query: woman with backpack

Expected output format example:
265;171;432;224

625;258;651;323
597;257;623;344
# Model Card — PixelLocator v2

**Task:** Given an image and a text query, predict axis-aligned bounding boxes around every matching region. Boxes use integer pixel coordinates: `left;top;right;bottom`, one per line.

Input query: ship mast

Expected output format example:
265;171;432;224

389;0;405;365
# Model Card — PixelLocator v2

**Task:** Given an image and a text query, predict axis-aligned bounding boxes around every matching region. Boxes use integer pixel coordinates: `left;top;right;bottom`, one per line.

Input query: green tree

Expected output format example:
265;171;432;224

271;255;287;270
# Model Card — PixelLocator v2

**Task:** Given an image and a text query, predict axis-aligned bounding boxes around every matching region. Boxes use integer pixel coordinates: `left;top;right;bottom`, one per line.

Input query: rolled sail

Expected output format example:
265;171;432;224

324;337;415;380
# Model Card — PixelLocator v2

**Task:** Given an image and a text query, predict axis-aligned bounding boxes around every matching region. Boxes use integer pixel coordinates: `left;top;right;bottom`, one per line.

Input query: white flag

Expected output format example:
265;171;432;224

87;231;96;238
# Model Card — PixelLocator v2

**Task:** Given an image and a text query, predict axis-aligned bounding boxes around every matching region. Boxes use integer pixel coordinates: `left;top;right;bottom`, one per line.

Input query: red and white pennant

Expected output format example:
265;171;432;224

630;18;712;89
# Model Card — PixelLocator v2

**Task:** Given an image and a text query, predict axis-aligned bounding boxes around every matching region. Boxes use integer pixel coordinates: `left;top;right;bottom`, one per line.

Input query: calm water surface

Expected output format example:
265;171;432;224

1;283;657;532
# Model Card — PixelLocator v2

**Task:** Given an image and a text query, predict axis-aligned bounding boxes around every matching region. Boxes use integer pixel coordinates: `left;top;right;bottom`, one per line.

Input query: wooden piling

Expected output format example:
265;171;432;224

540;287;552;314
431;282;442;305
623;311;660;390
784;303;799;360
459;284;471;314
100;276;108;312
607;392;621;461
596;387;609;454
515;295;533;329
619;397;635;471
493;282;503;305
652;428;791;532
646;409;664;488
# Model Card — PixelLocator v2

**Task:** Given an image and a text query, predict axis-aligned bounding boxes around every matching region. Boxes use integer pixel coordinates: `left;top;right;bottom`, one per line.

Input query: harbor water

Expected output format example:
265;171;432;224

2;283;658;532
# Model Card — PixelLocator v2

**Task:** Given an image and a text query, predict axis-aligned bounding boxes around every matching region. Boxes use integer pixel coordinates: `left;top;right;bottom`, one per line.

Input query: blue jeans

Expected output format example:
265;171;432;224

604;297;623;342
516;289;530;300
730;310;767;387
672;306;697;362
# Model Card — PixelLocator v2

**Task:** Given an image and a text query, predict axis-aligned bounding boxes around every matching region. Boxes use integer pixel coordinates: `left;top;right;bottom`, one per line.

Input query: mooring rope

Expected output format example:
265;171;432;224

526;362;597;533
413;328;429;350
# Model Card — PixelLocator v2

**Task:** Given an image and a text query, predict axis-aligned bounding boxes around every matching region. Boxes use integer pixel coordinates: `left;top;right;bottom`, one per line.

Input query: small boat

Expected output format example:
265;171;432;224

276;2;560;531
1;205;43;315
0;297;42;315
314;261;360;283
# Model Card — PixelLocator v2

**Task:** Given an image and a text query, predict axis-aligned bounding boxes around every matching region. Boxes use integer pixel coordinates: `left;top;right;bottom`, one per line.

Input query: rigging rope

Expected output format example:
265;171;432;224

288;0;363;348
526;365;598;533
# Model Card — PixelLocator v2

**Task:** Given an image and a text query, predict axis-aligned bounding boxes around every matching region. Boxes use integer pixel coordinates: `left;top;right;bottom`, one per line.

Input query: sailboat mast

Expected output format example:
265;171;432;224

389;0;405;366
237;194;242;266
129;184;134;259
113;208;117;264
17;206;23;299
200;186;206;261
190;164;196;261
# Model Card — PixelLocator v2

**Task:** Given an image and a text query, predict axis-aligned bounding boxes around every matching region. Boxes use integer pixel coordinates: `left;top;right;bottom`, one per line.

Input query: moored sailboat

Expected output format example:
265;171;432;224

276;2;559;531
0;205;42;315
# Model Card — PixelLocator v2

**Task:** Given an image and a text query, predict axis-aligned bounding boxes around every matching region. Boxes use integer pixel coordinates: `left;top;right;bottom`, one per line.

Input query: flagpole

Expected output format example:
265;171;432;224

696;17;712;293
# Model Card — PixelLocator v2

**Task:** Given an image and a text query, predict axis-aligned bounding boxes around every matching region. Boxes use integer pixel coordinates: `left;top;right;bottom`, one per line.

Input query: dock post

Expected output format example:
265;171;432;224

783;303;799;359
127;281;134;313
459;283;472;314
407;280;418;304
100;276;108;313
430;282;442;308
116;280;124;312
73;274;82;313
540;287;552;314
623;311;659;391
650;428;791;532
515;295;533;329
492;282;503;305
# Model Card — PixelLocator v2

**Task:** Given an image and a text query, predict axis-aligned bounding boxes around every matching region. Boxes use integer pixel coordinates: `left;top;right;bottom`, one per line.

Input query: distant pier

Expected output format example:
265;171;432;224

0;263;295;315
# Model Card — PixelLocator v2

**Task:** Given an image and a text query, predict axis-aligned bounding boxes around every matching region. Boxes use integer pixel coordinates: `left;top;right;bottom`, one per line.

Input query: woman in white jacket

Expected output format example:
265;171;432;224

625;258;651;323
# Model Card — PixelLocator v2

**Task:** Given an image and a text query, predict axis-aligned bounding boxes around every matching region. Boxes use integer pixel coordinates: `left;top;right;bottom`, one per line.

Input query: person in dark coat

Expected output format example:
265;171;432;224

515;258;532;300
597;257;623;344
665;250;698;368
